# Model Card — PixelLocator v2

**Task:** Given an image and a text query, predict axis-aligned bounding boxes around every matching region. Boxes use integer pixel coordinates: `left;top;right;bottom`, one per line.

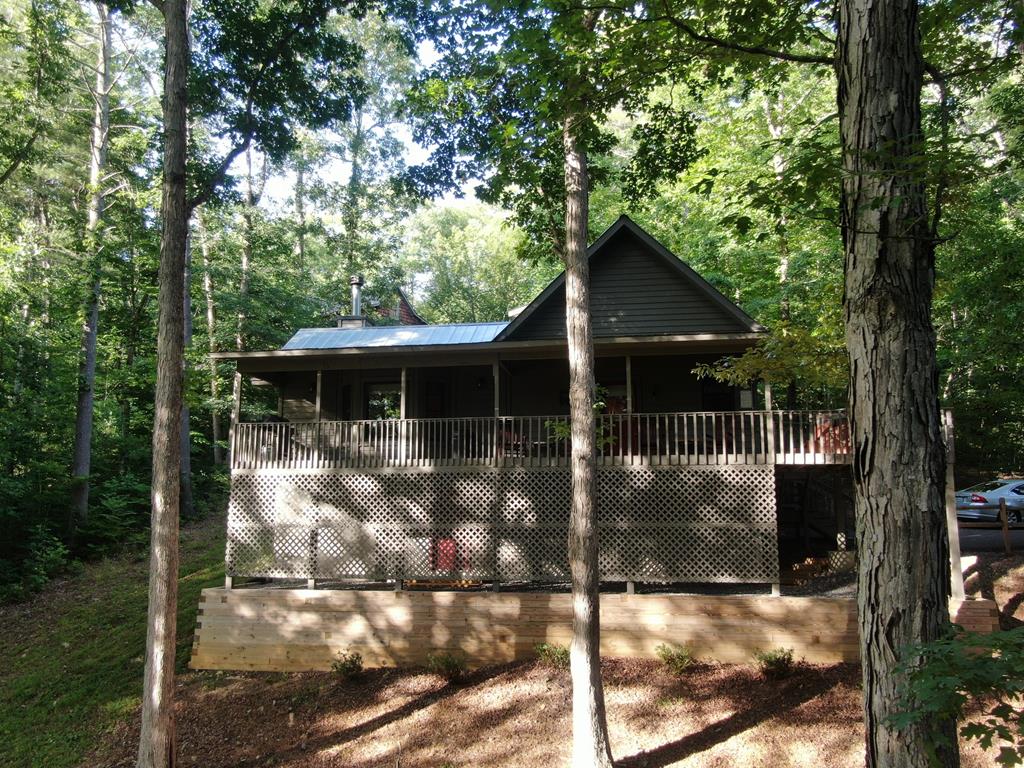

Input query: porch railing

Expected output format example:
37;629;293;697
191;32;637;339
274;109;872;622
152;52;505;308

230;410;853;471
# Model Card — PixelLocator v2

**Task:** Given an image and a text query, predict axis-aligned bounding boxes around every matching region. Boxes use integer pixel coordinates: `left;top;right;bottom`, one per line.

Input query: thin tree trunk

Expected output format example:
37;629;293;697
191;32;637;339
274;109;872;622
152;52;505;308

136;0;187;763
230;151;260;441
837;0;956;765
294;162;306;271
180;231;194;518
563;116;614;768
197;214;224;464
765;94;799;408
70;1;112;540
343;110;364;280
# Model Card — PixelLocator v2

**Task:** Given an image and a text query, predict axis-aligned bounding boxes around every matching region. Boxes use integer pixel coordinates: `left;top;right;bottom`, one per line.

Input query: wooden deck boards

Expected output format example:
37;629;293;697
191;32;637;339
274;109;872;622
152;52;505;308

189;588;1000;671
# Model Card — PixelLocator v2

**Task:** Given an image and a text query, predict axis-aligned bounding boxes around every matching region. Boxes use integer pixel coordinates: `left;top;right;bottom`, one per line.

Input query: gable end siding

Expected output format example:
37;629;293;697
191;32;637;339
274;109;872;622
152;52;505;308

508;232;751;340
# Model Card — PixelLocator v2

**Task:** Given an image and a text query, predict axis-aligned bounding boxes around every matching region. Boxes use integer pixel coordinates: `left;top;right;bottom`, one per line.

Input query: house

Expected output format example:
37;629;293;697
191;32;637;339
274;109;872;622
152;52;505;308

190;216;987;672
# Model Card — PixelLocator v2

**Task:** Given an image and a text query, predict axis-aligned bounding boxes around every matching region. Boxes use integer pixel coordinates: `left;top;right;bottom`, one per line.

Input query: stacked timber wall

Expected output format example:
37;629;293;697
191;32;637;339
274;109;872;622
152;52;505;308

189;588;1000;672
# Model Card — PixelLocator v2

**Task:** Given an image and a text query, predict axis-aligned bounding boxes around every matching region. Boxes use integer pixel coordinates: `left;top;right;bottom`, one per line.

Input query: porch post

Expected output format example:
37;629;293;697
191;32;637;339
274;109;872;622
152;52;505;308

492;360;500;416
625;355;633;463
493;360;501;466
625;355;633;413
400;367;408;463
944;409;965;601
229;369;242;467
314;370;322;468
763;381;773;411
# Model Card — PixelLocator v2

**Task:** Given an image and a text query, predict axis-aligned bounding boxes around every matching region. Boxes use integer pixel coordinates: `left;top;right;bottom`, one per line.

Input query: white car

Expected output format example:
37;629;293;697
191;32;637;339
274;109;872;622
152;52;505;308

955;479;1024;523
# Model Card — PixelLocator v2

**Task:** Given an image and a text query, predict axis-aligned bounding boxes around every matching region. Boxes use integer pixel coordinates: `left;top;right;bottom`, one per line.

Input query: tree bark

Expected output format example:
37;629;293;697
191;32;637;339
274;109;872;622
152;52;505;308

197;214;224;464
136;0;188;764
837;0;956;765
70;0;112;540
563;116;614;768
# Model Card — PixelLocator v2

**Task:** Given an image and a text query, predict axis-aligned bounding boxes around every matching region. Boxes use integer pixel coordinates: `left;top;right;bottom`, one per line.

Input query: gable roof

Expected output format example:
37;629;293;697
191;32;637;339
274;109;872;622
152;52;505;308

282;321;508;350
495;215;763;342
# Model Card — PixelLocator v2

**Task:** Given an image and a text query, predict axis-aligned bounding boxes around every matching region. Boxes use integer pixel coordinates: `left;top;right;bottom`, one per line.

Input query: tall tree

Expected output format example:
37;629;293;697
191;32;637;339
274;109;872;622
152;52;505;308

136;0;187;764
70;1;113;539
135;3;386;763
595;2;1018;760
408;4;699;762
837;0;956;762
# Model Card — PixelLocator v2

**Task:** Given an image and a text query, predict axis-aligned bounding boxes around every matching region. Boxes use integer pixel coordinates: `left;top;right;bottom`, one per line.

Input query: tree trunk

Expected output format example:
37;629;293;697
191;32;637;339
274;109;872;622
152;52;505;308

837;0;956;765
343;110;365;280
70;0;112;541
294;162;306;271
136;0;187;764
180;231;194;518
197;214;223;464
563;116;614;768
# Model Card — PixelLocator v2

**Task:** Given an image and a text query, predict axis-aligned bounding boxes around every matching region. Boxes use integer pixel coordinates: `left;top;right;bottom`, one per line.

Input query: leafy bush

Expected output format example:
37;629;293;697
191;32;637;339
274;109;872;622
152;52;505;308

0;525;70;603
656;643;696;675
753;647;795;680
535;642;570;668
330;650;364;680
891;627;1024;767
427;651;467;682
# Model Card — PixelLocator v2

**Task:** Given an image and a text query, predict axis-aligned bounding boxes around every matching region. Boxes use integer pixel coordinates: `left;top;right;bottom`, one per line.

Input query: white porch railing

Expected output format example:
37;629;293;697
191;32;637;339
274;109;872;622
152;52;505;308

230;410;853;470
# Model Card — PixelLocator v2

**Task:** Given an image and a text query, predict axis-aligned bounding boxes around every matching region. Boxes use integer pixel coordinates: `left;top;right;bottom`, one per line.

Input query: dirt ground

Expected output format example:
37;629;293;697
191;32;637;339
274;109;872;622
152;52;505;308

963;551;1024;630
87;656;1006;768
81;551;1024;768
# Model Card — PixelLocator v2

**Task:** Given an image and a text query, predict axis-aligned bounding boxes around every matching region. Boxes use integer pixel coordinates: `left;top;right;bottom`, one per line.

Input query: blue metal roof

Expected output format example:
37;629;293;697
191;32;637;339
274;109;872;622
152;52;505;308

281;322;510;350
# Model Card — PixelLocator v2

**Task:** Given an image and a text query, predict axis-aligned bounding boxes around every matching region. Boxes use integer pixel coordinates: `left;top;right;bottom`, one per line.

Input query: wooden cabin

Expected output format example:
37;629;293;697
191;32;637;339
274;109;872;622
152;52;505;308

213;215;861;588
192;215;987;672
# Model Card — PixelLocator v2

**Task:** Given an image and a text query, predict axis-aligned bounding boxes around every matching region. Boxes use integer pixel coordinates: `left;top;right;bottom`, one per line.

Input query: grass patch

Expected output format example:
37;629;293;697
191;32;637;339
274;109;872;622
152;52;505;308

0;515;226;768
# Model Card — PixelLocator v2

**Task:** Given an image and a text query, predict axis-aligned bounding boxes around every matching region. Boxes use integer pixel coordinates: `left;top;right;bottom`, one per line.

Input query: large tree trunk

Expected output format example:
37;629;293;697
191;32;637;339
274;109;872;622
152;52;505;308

563;116;614;768
70;0;112;541
837;0;956;765
136;0;188;764
197;214;224;464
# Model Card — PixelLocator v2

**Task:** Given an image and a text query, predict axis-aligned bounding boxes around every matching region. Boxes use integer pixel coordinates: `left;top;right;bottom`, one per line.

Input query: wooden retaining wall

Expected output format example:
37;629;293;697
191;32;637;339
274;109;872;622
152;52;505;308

189;588;1000;672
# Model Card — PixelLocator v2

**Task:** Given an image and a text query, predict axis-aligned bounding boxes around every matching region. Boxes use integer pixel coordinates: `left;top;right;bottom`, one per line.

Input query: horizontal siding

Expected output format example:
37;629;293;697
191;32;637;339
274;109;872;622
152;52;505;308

510;231;752;341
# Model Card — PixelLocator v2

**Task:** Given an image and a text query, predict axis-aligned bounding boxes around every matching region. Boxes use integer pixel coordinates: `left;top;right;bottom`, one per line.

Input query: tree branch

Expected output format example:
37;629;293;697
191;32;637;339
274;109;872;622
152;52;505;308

0;132;40;188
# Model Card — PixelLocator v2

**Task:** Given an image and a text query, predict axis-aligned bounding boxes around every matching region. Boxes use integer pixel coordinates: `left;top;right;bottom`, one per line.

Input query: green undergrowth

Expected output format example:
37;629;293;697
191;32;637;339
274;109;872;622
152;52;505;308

0;515;225;768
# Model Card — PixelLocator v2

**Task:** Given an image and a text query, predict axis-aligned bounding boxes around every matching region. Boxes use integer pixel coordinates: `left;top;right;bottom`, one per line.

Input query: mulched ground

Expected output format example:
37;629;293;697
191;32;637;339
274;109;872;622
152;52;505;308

80;548;1024;768
963;552;1024;630
86;657;1000;768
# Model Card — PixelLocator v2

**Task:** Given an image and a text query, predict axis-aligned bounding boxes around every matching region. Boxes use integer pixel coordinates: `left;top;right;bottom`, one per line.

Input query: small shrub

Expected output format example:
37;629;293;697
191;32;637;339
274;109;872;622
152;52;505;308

427;651;467;682
754;647;795;679
656;643;696;675
536;642;570;668
331;650;364;680
891;627;1024;767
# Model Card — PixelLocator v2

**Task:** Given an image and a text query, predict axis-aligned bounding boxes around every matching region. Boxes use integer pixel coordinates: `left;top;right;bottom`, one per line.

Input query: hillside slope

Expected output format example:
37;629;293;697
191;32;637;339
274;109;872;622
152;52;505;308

0;514;225;768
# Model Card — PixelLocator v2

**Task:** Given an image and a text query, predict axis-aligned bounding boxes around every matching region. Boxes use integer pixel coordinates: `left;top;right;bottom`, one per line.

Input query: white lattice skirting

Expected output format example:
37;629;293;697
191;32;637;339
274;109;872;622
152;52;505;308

226;465;779;583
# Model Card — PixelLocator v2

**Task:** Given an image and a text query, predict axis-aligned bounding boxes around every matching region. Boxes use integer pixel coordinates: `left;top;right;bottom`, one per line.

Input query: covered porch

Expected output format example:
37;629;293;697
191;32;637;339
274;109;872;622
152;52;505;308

229;350;852;470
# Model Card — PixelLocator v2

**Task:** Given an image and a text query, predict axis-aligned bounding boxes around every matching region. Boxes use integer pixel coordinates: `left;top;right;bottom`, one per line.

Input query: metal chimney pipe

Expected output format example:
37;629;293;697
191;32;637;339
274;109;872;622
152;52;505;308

350;274;364;316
